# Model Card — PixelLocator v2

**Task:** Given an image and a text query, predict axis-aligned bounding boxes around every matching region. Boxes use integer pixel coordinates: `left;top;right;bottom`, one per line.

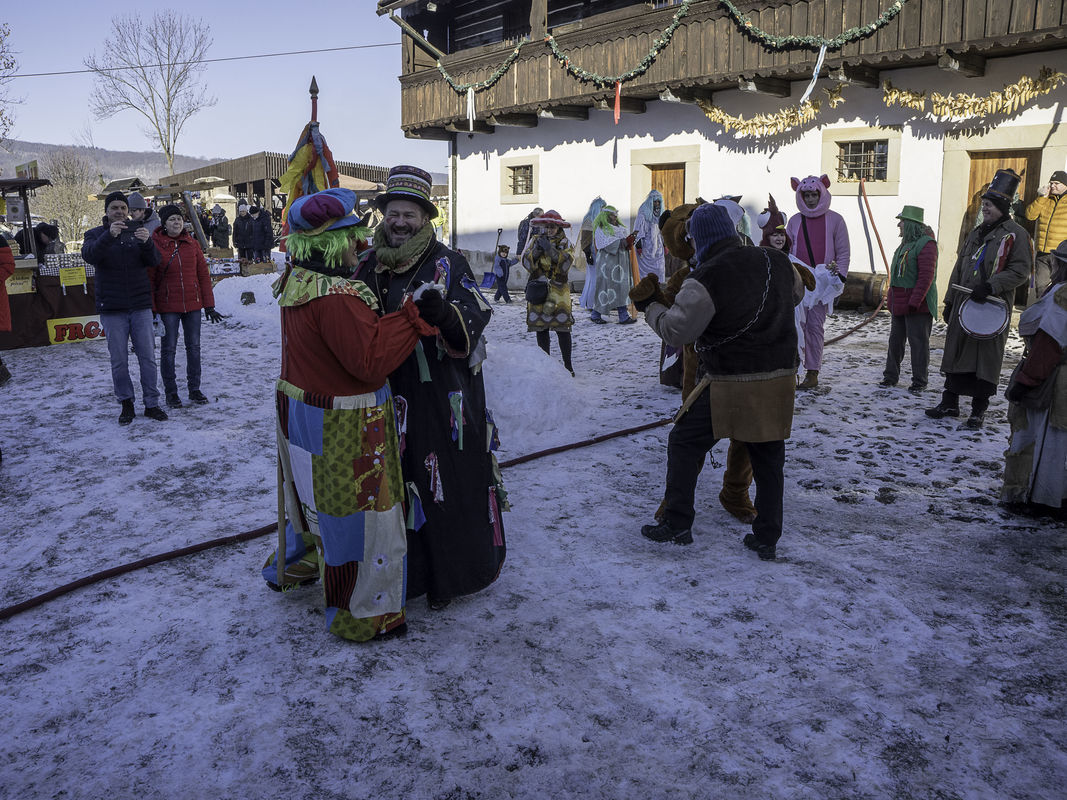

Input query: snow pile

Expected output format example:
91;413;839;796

1;280;1064;800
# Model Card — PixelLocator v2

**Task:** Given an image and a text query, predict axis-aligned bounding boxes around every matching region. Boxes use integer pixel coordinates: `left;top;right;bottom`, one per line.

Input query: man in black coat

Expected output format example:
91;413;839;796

249;205;274;262
81;191;167;424
232;201;254;260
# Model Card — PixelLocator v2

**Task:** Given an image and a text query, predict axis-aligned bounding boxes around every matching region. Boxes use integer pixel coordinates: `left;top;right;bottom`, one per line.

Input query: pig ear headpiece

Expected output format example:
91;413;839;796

790;177;800;191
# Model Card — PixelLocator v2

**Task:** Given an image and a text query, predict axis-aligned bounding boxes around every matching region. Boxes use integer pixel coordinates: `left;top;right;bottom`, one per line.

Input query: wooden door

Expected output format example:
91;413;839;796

649;163;685;210
959;149;1042;249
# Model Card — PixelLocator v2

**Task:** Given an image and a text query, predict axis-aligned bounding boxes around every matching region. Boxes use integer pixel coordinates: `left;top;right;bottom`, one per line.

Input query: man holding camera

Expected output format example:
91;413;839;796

81;191;167;425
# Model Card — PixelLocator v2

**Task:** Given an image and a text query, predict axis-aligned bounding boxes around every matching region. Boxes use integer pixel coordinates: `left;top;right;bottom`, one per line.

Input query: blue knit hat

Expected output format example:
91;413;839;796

287;188;362;235
688;203;736;261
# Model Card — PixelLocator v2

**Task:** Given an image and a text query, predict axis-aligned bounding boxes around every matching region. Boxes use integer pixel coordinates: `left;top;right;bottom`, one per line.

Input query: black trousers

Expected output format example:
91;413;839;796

883;312;932;387
662;389;786;545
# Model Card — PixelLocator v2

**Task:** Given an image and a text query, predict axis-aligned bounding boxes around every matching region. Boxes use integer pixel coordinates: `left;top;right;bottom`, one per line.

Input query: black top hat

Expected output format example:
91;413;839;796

982;169;1022;205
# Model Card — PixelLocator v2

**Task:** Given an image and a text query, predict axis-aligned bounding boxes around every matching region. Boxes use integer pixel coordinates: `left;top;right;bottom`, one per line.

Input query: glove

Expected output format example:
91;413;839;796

625;233;637;249
629;274;666;312
583;246;594;264
414;288;453;327
1005;380;1029;404
662;266;691;305
204;307;223;323
970;281;993;303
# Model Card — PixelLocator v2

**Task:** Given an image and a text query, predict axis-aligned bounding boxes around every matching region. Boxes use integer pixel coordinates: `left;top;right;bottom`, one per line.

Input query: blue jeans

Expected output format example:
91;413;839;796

100;308;160;407
160;310;203;395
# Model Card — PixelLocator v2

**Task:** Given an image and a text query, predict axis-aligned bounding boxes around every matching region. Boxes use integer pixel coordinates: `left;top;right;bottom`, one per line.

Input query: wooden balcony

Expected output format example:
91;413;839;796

392;0;1067;137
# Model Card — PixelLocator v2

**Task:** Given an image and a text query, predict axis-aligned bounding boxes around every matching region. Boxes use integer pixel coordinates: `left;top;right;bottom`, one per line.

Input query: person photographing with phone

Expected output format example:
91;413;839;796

81;191;166;424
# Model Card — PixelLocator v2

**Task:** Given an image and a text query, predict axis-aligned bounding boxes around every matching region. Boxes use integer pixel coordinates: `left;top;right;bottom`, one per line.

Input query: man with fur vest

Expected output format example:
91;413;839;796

631;203;804;560
150;205;223;409
786;174;851;389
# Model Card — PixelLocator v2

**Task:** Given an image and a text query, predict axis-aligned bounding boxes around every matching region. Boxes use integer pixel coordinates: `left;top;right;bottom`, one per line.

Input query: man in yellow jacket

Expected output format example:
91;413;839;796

1025;169;1067;299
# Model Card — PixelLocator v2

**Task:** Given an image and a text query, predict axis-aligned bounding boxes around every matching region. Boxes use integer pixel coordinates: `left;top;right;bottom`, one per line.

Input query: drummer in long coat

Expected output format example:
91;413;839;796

927;169;1032;429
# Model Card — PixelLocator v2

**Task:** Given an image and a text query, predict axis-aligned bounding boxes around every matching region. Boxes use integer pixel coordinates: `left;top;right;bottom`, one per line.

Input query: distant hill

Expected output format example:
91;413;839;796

0;140;217;186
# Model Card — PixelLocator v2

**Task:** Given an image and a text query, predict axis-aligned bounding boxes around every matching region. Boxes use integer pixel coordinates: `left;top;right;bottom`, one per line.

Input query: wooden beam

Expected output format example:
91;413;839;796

405;126;453;141
444;120;496;134
738;76;791;98
592;96;647;114
828;65;879;88
659;86;715;104
537;105;589;120
529;0;548;40
487;113;539;128
387;11;445;60
938;51;986;78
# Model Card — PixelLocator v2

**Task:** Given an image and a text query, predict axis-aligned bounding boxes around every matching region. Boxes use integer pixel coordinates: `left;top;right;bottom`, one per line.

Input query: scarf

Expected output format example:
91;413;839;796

372;223;435;274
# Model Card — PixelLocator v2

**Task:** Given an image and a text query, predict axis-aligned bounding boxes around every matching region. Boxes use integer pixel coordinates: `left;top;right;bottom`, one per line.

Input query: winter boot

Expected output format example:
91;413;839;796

189;389;209;405
118;399;136;425
0;356;10;387
925;391;960;419
641;519;693;545
166;392;183;408
144;406;169;421
743;533;777;561
797;370;819;390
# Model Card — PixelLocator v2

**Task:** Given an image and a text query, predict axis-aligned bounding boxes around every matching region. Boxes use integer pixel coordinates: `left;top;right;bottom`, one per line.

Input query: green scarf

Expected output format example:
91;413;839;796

372;223;435;273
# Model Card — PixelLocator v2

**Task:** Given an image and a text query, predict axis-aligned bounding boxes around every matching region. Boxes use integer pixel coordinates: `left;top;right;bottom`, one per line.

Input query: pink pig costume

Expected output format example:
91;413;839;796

785;175;851;384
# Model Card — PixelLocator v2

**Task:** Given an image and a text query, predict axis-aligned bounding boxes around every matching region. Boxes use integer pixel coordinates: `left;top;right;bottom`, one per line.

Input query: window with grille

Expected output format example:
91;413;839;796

508;164;534;196
837;140;889;182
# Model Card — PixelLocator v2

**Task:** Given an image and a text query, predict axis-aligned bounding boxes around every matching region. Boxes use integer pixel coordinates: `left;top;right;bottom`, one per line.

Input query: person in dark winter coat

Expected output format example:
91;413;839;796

81;191;167;424
880;205;938;393
209;204;231;249
151;205;223;408
516;207;543;256
0;236;11;462
927;168;1032;429
249;205;274;262
492;244;517;303
127;192;160;235
232;201;254;260
354;165;506;610
632;203;804;560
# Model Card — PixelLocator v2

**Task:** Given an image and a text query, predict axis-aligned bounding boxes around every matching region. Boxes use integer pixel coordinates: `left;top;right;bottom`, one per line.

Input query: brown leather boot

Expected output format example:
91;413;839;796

797;369;819;390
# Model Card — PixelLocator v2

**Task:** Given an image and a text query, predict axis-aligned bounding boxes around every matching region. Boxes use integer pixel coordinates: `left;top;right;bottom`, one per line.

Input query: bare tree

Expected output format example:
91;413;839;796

0;22;18;148
33;149;104;246
84;12;215;174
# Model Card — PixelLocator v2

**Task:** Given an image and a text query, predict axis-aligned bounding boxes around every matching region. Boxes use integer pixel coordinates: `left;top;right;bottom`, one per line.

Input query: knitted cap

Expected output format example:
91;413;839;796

287;188;362;235
104;190;127;210
237;200;249;210
374;164;438;218
689;203;736;257
1052;239;1067;262
212;203;224;214
127;192;148;210
157;205;183;225
1050;170;1067;185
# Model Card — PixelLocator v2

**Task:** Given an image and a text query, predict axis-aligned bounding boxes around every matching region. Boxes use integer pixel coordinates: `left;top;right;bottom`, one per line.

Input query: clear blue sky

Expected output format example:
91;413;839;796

2;1;446;171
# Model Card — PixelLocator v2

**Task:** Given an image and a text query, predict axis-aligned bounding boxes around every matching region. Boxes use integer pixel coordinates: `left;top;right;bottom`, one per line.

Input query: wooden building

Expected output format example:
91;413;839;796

160;153;390;219
378;0;1067;285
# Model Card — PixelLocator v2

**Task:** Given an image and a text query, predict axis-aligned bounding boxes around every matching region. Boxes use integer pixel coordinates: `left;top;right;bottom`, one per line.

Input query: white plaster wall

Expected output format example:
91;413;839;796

453;50;1067;286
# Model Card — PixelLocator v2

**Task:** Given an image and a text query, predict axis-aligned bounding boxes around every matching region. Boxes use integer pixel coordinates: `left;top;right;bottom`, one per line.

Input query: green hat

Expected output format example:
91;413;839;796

896;205;924;225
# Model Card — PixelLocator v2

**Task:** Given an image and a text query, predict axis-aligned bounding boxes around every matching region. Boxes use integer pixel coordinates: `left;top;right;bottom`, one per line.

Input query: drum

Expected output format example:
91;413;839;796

958;295;1010;339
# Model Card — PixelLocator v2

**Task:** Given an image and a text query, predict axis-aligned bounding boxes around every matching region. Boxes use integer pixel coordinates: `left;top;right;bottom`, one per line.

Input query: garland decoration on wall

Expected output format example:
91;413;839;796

544;0;694;89
882;79;927;112
717;0;906;51
929;67;1066;119
696;90;840;137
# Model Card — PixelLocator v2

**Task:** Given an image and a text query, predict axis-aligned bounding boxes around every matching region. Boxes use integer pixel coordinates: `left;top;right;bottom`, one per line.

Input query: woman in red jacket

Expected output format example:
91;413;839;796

151;205;223;408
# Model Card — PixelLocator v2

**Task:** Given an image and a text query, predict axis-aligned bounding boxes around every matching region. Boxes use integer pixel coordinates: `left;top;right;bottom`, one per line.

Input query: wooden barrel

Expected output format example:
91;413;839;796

837;273;886;310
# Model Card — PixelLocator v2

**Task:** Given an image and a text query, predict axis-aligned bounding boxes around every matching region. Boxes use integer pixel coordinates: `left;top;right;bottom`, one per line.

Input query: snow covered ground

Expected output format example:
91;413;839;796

1;274;1064;800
